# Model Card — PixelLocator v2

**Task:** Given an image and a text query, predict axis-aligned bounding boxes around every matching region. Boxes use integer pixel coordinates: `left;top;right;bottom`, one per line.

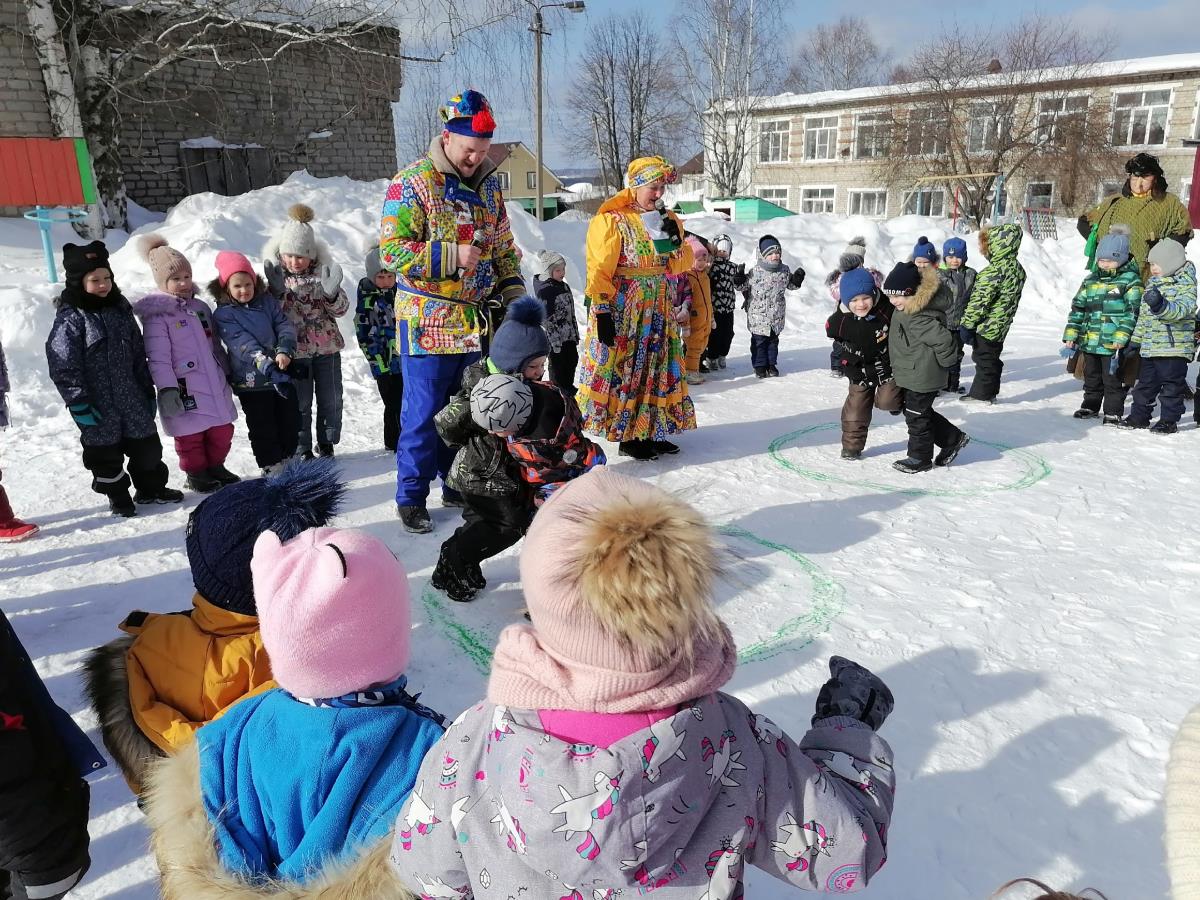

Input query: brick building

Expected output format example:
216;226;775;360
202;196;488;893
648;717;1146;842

699;52;1200;222
0;0;402;216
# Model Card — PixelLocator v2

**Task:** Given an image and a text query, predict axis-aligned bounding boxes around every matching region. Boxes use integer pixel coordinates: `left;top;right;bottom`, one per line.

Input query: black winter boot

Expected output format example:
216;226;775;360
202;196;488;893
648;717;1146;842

185;471;222;493
134;486;184;504
109;490;136;517
207;465;241;485
431;547;478;602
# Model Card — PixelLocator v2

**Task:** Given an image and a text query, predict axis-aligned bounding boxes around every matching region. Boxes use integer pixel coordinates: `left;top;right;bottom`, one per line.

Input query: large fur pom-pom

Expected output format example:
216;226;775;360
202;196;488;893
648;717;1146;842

137;233;169;261
288;203;315;224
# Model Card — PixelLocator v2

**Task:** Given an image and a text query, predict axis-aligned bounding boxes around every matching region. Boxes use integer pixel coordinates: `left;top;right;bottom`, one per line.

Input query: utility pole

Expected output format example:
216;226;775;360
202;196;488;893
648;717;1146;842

526;0;586;222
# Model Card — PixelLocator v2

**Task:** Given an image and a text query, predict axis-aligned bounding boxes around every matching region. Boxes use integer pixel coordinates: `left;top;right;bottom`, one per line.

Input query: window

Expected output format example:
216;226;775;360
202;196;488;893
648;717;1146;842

848;189;887;217
1025;182;1054;209
1183;179;1193;206
1097;180;1122;202
967;102;1008;155
903;188;945;217
854;112;891;159
906;107;946;156
1112;89;1171;146
1037;96;1089;146
986;186;1009;219
757;187;790;210
526;171;537;190
759;120;790;163
496;171;510;190
801;186;836;213
804;116;839;161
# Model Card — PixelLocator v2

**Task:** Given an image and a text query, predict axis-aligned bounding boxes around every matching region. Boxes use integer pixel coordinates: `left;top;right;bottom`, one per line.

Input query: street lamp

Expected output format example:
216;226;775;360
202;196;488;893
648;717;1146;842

525;0;585;221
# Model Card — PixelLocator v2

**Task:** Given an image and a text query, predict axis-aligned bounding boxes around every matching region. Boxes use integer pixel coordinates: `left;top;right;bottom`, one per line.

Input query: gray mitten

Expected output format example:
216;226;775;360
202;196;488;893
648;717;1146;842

157;386;185;418
263;259;286;296
320;262;343;299
812;655;894;730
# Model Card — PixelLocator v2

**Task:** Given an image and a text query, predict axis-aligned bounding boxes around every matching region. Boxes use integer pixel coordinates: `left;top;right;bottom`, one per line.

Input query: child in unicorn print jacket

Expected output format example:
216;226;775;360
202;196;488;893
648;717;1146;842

390;466;895;898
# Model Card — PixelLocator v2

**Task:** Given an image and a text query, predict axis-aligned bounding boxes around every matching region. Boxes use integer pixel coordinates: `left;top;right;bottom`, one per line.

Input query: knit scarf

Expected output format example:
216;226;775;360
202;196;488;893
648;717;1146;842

758;256;784;273
487;621;737;714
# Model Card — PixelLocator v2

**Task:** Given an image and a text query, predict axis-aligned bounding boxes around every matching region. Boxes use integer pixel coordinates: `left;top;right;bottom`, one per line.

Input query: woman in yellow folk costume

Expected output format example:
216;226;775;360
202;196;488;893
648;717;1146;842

577;156;697;461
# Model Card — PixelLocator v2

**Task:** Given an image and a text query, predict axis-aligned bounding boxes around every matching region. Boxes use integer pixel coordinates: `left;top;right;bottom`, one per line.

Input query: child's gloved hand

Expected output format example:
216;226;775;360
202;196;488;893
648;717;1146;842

157;387;185;418
1144;286;1165;312
263;259;286;296
958;326;976;346
68;402;101;427
319;262;343;299
813;655;894;731
788;268;806;289
732;265;749;288
595;312;617;348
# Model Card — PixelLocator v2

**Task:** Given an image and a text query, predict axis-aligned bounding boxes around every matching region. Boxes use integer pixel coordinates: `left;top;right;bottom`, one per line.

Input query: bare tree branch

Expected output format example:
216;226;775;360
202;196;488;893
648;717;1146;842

783;16;891;93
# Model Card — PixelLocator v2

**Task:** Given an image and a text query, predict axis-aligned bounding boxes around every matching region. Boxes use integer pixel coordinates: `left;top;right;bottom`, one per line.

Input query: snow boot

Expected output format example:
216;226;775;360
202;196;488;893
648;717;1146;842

960;394;993;404
717;357;728;370
755;367;768;378
431;547;477;602
185;471;222;493
1117;416;1149;429
698;360;710;374
109;490;137;517
0;487;38;542
1101;415;1122;426
1073;408;1099;419
841;448;861;461
463;561;487;591
316;442;335;458
653;440;681;455
207;465;241;485
686;371;705;385
892;457;932;474
766;366;780;377
397;504;433;534
1150;420;1179;434
134;486;184;504
618;440;658;461
934;433;971;467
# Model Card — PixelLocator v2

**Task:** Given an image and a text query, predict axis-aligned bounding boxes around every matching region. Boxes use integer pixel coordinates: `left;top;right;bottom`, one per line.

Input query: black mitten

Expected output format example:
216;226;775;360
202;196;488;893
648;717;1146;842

813;655;894;730
596;312;617;348
788;267;806;289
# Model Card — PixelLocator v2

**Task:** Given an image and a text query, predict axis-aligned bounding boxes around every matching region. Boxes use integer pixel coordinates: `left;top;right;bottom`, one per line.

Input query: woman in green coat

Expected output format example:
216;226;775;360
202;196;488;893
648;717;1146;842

1078;152;1193;281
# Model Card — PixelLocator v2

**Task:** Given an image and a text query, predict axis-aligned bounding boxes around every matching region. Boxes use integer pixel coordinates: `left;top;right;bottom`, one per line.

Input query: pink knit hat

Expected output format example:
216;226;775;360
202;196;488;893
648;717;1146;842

138;234;191;292
489;467;736;712
251;526;411;699
215;250;256;287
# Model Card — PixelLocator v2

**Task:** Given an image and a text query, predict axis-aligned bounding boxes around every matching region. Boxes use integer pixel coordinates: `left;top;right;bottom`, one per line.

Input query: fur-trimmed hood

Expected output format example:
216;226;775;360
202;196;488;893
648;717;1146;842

901;266;949;315
83;635;164;795
144;741;415;900
261;234;333;270
979;222;1022;261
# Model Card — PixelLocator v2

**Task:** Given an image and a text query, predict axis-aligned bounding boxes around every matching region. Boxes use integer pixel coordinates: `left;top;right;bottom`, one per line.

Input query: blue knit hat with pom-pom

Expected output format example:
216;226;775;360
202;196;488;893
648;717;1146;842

184;458;345;615
912;236;939;263
488;296;551;374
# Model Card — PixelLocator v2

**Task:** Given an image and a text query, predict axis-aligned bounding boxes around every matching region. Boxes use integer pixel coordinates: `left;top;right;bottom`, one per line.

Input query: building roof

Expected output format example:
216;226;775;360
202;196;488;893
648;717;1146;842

678;152;704;175
485;141;564;185
750;52;1200;113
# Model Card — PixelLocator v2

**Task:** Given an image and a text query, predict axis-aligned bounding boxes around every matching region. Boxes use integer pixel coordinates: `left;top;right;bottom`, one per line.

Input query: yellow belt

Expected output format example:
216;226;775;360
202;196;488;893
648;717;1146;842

614;265;666;277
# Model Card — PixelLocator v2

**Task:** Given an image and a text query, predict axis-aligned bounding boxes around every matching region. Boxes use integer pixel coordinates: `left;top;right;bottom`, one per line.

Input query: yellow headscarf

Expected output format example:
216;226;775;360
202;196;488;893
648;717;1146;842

625;156;676;189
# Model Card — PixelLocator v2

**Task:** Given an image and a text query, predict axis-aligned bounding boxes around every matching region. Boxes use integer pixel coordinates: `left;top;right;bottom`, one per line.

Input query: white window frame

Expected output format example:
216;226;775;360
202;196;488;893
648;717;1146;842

902;187;946;217
803;114;839;162
800;185;837;214
906;106;947;157
847;188;888;218
1036;93;1090;147
1110;83;1175;149
1024;181;1055;210
1182;179;1193;206
755;185;791;211
496;171;510;190
758;119;791;164
526;170;537;190
853;110;890;160
967;101;1009;155
1193;88;1200;141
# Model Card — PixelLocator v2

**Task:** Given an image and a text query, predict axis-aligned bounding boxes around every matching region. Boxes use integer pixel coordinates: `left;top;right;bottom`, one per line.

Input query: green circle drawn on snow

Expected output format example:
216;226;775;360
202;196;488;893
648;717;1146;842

422;526;847;675
769;422;1052;498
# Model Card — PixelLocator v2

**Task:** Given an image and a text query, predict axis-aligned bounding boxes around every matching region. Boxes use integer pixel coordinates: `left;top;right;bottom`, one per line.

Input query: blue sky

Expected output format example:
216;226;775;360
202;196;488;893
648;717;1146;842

397;0;1199;171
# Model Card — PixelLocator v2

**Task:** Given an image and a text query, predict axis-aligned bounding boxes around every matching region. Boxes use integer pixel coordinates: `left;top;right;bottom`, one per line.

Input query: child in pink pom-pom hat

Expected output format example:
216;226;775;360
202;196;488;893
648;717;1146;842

142;526;445;895
389;466;897;898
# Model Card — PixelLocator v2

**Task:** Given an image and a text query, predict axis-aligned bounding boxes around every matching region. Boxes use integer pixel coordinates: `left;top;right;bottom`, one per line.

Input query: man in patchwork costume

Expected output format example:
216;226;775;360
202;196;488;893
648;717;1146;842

380;90;526;534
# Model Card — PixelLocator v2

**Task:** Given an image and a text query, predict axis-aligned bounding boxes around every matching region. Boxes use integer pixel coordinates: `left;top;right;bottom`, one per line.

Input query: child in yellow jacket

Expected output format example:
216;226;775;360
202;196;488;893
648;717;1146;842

83;458;345;795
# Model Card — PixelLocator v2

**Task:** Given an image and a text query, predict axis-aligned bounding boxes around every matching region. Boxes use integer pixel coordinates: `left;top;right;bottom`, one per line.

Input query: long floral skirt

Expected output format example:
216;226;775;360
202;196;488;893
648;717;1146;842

576;274;696;442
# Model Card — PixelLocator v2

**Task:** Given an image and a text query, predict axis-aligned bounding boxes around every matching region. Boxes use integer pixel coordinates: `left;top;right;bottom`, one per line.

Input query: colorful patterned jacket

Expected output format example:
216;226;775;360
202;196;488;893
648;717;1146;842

389;693;894;898
506;383;606;506
1063;260;1144;355
380;136;525;356
1131;261;1197;358
960;224;1025;342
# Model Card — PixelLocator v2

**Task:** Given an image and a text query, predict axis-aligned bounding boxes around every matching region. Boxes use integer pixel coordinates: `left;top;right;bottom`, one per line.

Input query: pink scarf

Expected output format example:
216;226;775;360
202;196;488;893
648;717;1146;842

487;621;737;714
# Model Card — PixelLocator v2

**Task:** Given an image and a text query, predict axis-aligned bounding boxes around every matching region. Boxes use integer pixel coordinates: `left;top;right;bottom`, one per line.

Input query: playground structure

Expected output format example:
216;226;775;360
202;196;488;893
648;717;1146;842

0;137;95;281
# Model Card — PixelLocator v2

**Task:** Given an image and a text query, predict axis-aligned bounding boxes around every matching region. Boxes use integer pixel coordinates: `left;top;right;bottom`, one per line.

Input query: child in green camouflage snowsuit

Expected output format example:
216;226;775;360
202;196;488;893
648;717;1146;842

958;223;1026;403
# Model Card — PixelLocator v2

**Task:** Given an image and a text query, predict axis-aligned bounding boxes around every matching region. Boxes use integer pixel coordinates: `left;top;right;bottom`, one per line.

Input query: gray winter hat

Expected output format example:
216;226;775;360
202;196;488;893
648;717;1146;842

275;203;319;259
470;374;533;434
364;246;386;279
1148;238;1187;276
839;235;867;271
1096;224;1131;266
536;249;567;276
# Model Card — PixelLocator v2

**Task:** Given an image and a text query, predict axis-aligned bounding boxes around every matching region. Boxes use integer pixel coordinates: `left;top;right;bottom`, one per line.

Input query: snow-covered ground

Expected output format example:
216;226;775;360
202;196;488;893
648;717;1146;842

1;171;1197;899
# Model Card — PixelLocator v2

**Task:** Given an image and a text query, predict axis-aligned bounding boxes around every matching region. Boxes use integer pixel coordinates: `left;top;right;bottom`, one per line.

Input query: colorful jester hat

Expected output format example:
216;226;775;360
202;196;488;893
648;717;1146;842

440;90;497;139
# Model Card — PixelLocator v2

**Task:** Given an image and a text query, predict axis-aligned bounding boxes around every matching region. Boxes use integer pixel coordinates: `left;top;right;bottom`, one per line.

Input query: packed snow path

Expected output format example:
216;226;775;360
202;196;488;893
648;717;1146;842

1;174;1196;898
